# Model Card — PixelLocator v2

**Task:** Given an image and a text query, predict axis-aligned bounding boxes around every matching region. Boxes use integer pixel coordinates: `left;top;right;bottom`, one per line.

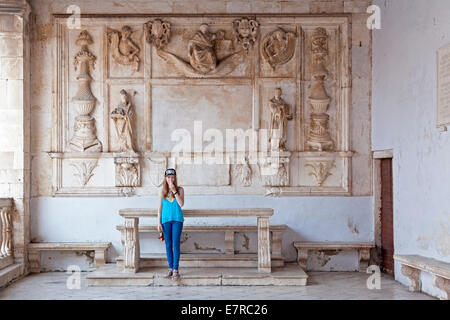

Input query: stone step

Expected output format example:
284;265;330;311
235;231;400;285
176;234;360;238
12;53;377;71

0;263;23;288
116;253;285;268
86;263;308;286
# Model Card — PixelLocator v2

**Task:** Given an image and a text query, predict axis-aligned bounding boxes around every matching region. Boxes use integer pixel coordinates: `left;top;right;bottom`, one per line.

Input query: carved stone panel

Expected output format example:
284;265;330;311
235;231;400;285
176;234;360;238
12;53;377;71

106;25;143;78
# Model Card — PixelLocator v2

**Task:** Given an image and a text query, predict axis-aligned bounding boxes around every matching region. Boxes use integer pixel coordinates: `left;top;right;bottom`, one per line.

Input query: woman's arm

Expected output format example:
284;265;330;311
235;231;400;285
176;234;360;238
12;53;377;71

157;189;163;230
175;186;184;207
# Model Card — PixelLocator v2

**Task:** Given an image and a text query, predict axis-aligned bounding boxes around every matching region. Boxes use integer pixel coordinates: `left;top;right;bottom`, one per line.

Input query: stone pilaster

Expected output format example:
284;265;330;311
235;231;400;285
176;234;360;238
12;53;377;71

0;0;31;276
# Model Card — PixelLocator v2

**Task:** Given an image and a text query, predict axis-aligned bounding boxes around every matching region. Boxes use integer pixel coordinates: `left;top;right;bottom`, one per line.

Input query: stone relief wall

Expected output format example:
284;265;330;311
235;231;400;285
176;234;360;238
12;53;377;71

46;14;355;197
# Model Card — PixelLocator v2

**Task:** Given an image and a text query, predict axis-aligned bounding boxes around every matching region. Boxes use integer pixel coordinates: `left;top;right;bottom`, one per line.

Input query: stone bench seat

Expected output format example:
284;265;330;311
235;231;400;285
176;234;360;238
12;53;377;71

293;241;374;272
119;208;274;273
28;242;111;273
116;224;286;257
394;254;450;300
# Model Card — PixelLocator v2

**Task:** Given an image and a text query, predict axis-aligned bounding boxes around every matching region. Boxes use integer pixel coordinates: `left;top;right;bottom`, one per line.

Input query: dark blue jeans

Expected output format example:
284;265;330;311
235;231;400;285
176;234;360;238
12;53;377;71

162;221;183;270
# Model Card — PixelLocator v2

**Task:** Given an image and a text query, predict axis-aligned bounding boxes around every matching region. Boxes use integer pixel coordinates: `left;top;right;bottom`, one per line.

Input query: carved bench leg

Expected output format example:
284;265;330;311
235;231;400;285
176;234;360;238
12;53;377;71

28;250;41;273
94;250;106;267
225;230;234;255
296;248;309;270
358;248;371;272
271;231;282;258
124;217;140;273
401;265;421;292
433;275;449;300
257;217;271;273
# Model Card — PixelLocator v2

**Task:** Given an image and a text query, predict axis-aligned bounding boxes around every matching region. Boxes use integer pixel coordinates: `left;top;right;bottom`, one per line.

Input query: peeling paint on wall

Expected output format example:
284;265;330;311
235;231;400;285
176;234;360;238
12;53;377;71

347;219;360;234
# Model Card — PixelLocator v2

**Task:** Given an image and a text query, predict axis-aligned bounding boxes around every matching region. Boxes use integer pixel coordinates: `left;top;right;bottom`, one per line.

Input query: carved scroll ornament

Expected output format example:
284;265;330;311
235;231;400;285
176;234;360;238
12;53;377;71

145;19;171;49
232;17;259;53
261;28;296;70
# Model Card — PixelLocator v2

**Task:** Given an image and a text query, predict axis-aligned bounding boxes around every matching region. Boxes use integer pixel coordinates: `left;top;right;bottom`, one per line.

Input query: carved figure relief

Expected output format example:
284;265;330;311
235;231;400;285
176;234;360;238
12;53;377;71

69;160;98;187
306;27;334;151
233;157;252;186
111;89;135;153
305;160;335;186
67;30;102;153
269;88;293;152
261;28;296;70
232;18;259;53
107;26;140;72
157;23;245;77
145;19;171;49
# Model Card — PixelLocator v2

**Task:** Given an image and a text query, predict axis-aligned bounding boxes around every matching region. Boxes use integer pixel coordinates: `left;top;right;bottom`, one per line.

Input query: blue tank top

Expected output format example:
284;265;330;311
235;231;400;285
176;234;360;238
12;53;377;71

161;189;184;224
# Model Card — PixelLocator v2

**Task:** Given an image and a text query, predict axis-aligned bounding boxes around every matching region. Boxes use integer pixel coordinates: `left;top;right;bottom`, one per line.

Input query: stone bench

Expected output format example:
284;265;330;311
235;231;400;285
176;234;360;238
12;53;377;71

394;254;450;300
293;242;374;272
28;242;111;273
116;224;286;257
119;208;274;273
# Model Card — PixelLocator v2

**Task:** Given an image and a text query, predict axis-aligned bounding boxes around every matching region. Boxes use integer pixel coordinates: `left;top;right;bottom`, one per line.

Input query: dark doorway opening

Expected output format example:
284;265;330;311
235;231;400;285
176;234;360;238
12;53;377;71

380;158;394;276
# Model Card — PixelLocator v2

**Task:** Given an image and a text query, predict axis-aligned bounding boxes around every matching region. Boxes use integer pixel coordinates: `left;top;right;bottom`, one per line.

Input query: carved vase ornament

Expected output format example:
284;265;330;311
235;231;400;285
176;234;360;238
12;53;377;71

67;30;102;152
157;23;245;77
306;27;334;151
261;28;296;70
145;19;171;49
111;89;135;153
107;26;140;72
232;17;259;53
269;88;293;152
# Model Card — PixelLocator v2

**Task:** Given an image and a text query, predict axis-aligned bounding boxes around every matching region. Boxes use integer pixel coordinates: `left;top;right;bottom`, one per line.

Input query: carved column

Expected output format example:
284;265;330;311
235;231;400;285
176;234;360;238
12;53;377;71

0;207;12;258
296;248;309;270
271;230;283;258
433;275;449;300
306;27;333;151
257;216;271;273
123;217;140;273
28;250;41;273
67;30;102;152
401;265;421;292
358;248;371;272
94;250;106;267
225;230;234;255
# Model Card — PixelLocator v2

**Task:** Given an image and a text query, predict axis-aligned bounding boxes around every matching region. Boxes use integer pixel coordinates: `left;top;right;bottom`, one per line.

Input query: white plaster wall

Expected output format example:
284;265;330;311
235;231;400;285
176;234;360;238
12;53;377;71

373;0;450;299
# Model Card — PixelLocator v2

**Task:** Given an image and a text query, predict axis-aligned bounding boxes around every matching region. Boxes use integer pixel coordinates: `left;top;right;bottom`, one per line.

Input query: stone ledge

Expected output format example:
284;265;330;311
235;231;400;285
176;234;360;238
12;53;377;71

0;263;22;288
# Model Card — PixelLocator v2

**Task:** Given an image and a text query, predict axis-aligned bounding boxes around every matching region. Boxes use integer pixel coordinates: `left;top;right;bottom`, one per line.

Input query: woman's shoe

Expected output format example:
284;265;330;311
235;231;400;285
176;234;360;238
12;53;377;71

172;269;180;281
164;269;173;278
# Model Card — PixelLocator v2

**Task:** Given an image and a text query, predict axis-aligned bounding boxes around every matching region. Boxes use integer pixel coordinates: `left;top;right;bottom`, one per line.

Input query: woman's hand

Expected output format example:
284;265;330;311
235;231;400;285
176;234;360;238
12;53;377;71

168;182;176;193
158;222;162;232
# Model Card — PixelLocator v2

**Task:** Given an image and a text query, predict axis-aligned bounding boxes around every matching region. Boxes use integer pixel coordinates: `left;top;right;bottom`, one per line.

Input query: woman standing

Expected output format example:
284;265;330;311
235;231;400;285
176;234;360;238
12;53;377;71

158;168;184;280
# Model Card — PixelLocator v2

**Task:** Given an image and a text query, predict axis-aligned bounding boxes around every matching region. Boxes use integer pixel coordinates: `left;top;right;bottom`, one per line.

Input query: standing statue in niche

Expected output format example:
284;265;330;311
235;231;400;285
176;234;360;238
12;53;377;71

111;89;135;153
269;88;293;152
188;23;224;74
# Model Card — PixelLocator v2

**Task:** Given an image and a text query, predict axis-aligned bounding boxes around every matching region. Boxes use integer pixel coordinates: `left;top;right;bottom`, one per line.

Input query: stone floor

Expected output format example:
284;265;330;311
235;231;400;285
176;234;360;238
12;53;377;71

0;271;435;300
